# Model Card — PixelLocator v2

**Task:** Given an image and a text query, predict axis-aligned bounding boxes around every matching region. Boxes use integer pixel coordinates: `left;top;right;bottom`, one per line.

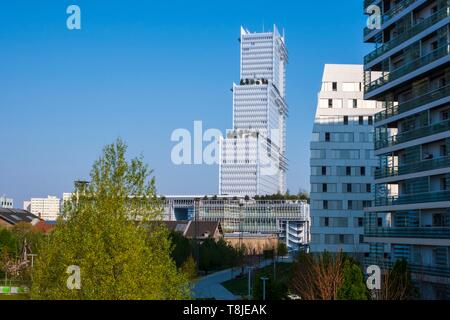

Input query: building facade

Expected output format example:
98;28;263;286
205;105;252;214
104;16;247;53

310;64;382;256
24;196;61;221
162;195;310;253
219;26;288;196
0;196;13;209
363;0;450;299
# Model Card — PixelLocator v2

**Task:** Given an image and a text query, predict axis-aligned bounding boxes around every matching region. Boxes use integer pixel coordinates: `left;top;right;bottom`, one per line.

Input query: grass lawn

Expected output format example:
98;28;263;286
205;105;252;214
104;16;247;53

221;262;293;298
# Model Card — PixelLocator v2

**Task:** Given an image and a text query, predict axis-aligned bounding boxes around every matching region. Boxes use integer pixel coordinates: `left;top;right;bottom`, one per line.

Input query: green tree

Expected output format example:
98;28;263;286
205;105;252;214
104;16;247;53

30;139;190;300
277;242;288;258
337;260;369;300
181;256;197;281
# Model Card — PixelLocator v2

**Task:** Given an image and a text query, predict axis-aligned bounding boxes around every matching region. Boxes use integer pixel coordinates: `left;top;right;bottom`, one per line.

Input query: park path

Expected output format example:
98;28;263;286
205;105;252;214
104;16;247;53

192;259;276;300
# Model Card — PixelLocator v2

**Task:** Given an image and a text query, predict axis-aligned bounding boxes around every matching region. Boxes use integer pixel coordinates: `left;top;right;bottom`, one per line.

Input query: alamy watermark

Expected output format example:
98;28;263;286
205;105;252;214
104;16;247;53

170;121;281;176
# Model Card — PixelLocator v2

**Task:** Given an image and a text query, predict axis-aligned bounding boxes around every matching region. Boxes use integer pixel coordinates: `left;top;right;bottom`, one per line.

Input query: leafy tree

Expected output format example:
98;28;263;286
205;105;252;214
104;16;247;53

277;242;288;258
377;259;418;300
181;256;197;281
30;139;190;300
337;260;369;300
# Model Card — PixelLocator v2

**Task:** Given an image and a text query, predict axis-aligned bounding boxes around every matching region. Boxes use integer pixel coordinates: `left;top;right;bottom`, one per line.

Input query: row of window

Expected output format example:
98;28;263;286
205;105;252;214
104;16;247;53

311;200;373;210
311;166;376;176
311;132;374;143
311;149;375;160
322;82;363;92
311;183;372;193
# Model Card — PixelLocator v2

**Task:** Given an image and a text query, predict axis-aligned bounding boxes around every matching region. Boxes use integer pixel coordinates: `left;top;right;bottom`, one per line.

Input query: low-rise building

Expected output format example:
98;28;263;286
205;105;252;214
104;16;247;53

0;196;13;209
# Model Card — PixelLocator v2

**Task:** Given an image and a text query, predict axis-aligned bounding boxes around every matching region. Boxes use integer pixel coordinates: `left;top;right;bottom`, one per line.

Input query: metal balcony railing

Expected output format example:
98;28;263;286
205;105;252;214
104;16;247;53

375;85;450;123
375;118;450;150
375;190;450;207
364;0;419;37
375;155;450;179
366;44;450;94
365;226;450;239
364;258;450;278
365;7;450;65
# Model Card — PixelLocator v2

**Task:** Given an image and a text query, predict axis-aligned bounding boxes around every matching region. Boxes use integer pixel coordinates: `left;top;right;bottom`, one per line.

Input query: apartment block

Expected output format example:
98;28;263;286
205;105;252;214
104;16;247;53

363;0;450;299
310;64;382;256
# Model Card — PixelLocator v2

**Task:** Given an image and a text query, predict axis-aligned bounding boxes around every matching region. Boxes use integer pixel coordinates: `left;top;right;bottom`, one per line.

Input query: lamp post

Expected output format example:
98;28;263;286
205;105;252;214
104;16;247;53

260;277;269;301
247;266;255;299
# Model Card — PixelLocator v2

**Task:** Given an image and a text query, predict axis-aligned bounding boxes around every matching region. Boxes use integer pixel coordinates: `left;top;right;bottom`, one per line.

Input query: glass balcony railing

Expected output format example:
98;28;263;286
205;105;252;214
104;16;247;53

364;258;450;278
364;0;419;37
375;155;450;179
375;118;450;150
365;7;450;65
375;85;450;123
365;226;450;239
365;44;450;94
375;190;450;207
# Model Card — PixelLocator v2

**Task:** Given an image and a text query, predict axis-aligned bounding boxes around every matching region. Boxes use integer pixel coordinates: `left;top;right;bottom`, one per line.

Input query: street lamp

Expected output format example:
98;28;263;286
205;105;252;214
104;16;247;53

260;277;269;301
247;266;255;299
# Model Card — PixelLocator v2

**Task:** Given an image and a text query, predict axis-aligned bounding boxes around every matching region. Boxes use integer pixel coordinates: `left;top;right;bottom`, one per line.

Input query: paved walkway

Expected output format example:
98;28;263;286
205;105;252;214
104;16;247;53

192;259;276;300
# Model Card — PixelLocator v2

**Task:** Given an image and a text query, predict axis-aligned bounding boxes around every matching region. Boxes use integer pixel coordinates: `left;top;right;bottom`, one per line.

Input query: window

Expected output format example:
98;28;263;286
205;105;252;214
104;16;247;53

358;217;364;227
359;235;365;244
343;82;361;92
359;116;364;125
366;184;372;193
323;200;328;210
328;99;333;108
368;116;373;125
352;99;358;108
323;184;328;193
324;217;329;227
322;166;327;176
344;116;349;125
346;166;351;176
440;145;447;157
325;132;331;142
346;184;352;193
348;201;353;210
377;218;383;227
311;149;326;159
332;82;337;91
360;166;366;176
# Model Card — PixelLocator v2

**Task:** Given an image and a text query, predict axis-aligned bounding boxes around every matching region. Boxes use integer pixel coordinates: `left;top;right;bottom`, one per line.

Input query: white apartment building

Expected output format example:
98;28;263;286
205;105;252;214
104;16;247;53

24;196;61;221
310;64;382;256
219;25;288;196
0;196;13;209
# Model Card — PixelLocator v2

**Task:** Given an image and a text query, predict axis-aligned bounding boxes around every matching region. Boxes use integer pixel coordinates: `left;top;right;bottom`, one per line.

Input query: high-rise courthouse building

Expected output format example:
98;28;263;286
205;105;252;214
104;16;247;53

219;26;288;196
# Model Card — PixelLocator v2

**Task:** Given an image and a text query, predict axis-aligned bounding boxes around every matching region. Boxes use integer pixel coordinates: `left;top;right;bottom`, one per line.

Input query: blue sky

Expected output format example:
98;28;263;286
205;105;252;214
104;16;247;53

0;0;371;206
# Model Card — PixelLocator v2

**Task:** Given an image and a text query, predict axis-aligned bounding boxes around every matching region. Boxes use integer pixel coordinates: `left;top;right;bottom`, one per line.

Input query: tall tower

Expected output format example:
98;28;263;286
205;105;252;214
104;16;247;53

219;25;288;196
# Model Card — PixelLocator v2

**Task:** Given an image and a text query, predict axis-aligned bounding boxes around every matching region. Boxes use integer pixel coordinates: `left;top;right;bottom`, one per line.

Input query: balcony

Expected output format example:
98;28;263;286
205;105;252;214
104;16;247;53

364;258;450;278
365;226;450;239
375;190;450;207
365;7;450;65
375;118;450;150
365;44;450;94
375;155;450;179
375;85;450;123
364;0;419;37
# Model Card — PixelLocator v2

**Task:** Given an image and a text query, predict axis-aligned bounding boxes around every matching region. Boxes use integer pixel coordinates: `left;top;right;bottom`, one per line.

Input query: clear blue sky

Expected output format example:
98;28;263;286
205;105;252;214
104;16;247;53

0;0;371;206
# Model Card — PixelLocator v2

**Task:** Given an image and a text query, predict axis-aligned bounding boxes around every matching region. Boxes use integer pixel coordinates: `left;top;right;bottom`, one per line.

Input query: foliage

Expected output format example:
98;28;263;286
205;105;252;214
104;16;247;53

376;259;418;300
181;256;197;281
290;251;345;300
277;242;288;257
337;260;369;300
30;139;189;300
252;263;292;300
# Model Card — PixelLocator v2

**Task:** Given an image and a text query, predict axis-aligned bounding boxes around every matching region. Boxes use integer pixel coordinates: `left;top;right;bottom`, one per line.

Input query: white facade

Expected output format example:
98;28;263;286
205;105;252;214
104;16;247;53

219;26;288;196
0;196;13;209
25;196;61;221
310;64;382;255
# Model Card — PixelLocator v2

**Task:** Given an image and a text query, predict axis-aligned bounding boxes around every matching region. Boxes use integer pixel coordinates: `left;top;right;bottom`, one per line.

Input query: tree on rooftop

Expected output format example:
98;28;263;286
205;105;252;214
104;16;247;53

30;139;190;300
